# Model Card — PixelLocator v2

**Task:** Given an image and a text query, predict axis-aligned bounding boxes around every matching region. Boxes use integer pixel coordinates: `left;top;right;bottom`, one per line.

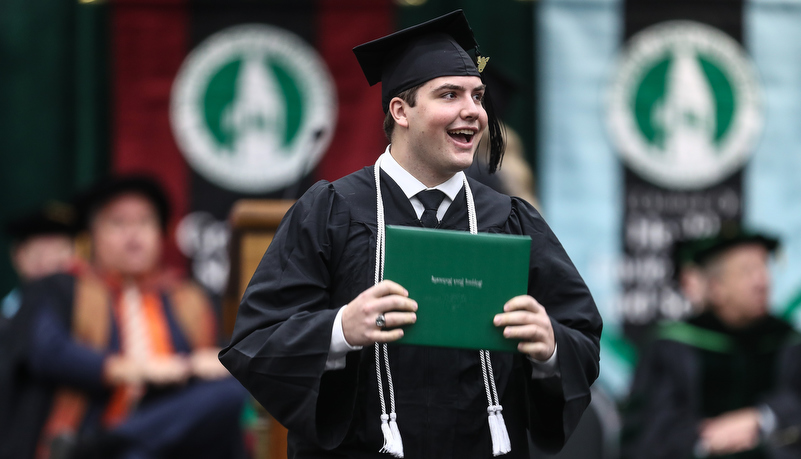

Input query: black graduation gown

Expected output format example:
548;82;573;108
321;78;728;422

220;166;602;459
621;312;801;459
0;274;76;459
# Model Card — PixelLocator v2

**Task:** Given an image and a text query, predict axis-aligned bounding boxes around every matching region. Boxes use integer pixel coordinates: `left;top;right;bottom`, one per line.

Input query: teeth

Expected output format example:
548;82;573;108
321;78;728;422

448;129;474;135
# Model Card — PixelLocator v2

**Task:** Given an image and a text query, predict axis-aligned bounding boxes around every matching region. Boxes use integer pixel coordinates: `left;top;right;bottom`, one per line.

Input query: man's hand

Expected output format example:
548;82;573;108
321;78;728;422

493;295;555;361
699;408;761;455
141;355;192;386
103;355;144;386
104;355;191;386
190;348;231;380
342;280;417;347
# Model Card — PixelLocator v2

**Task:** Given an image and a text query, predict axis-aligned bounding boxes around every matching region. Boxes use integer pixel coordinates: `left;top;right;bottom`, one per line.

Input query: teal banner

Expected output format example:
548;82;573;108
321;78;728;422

537;0;801;397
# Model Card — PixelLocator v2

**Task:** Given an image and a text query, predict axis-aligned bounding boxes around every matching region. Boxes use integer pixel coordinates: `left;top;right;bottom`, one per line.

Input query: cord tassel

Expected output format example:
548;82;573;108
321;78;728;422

388;412;404;457
487;406;503;456
494;406;512;455
480;349;511;456
379;414;394;454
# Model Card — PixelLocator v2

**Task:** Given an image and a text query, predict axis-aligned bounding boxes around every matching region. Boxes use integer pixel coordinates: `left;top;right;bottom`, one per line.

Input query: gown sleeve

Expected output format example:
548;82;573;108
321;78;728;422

27;306;107;391
219;180;360;450
507;197;603;451
761;340;801;455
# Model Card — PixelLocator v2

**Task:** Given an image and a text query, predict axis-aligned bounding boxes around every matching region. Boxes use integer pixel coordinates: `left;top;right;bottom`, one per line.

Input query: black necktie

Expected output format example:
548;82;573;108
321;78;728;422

416;189;445;228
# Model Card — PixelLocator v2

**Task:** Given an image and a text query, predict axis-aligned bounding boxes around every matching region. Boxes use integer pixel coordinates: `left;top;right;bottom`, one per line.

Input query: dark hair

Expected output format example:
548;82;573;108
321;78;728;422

382;85;421;142
77;175;171;232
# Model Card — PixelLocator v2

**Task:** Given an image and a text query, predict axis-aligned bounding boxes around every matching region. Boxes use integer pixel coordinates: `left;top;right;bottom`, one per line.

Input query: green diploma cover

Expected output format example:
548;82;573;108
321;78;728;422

383;225;531;352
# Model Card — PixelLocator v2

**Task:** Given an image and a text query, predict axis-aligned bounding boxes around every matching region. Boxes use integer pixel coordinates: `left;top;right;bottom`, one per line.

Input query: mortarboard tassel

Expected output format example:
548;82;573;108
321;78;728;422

475;52;506;175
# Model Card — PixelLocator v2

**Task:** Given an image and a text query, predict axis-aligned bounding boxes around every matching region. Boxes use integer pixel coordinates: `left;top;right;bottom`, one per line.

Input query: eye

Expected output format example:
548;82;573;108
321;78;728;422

473;92;485;102
442;91;456;100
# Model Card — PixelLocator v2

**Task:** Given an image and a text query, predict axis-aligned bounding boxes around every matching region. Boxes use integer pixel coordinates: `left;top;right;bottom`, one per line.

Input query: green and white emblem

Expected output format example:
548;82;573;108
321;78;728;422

171;24;337;193
607;21;762;189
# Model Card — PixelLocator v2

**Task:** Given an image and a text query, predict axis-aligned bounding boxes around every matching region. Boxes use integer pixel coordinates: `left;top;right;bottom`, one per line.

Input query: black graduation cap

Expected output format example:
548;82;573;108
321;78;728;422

353;9;506;173
76;175;171;231
670;238;703;281
353;10;482;113
6;203;76;243
686;225;779;267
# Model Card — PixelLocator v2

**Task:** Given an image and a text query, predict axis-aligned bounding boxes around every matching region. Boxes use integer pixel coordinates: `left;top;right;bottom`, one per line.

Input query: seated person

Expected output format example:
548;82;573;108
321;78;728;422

622;227;801;459
1;176;247;459
1;204;77;323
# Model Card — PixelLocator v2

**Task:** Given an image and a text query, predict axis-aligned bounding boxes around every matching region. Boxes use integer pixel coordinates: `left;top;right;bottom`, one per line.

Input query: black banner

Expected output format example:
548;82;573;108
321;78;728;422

620;0;746;343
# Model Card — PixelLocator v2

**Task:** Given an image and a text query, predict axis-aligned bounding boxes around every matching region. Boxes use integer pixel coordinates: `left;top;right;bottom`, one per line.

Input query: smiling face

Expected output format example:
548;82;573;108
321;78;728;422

389;75;488;186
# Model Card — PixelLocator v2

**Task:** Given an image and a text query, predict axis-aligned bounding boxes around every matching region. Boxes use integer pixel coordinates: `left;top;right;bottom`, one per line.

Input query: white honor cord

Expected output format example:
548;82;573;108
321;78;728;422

373;156;509;456
374;156;403;457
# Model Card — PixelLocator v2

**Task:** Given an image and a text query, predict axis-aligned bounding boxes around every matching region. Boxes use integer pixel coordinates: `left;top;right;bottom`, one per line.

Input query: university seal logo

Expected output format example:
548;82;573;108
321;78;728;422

607;21;762;189
170;24;337;193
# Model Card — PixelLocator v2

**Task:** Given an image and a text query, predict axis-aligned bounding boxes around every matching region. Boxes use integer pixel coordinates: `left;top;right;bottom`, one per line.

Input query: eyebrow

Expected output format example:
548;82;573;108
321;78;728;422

431;83;487;93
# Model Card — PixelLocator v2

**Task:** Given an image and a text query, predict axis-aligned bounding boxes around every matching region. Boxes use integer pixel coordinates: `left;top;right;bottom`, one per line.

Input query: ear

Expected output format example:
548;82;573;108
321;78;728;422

388;97;409;129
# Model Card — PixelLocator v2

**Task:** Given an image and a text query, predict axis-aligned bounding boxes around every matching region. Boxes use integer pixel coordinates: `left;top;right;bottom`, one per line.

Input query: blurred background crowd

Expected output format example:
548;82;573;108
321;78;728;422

3;0;801;458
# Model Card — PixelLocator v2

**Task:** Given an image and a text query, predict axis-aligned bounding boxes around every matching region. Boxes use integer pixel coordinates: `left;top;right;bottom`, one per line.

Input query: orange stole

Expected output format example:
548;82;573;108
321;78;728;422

102;289;175;427
35;273;217;459
36;273;111;459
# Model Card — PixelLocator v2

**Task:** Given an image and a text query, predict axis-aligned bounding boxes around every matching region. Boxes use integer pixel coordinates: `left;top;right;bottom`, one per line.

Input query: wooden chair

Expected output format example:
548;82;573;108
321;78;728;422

225;199;295;459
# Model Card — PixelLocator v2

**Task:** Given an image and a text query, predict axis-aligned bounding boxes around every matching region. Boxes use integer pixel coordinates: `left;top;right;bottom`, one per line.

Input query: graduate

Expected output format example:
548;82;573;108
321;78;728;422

220;10;602;459
622;228;801;459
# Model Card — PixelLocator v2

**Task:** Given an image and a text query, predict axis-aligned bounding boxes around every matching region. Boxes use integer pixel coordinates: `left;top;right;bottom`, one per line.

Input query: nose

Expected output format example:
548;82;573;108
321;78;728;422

461;98;481;120
755;265;770;290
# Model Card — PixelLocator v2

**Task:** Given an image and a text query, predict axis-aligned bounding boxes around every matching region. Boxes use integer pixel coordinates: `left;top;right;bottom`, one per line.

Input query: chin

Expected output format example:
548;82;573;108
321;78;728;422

450;152;475;170
118;262;157;277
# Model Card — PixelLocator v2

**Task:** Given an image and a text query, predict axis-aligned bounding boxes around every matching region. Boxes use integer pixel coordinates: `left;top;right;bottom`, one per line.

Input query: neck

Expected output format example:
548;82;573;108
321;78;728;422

707;303;765;330
389;145;457;188
92;264;156;288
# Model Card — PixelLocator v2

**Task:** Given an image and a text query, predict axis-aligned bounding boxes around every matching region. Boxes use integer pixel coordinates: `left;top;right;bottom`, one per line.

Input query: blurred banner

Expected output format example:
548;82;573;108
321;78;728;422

110;0;536;299
0;1;110;295
111;0;392;296
538;0;801;396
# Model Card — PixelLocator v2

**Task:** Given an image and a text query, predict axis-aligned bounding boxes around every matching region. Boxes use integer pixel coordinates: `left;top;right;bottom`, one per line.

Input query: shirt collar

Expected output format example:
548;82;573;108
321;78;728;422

379;146;465;201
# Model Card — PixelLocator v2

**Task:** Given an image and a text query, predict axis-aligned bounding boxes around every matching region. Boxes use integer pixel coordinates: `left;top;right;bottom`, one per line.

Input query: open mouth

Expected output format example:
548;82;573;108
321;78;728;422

447;129;475;144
